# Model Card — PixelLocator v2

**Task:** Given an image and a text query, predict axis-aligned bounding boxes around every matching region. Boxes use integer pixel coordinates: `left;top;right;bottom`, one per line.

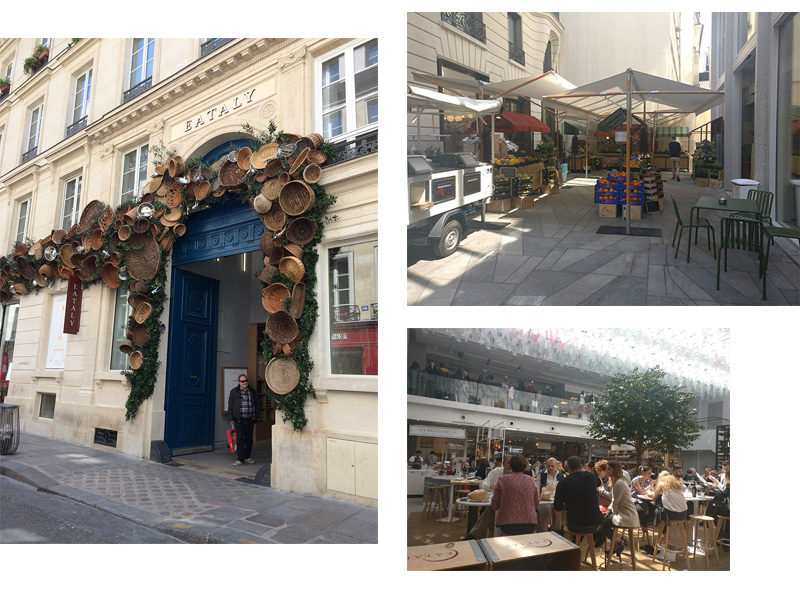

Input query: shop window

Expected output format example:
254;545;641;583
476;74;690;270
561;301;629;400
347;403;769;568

328;240;377;376
120;143;149;204
38;393;56;420
14;197;30;243
776;13;800;226
110;288;130;370
0;304;19;401
316;39;378;141
61;174;82;230
45;294;68;370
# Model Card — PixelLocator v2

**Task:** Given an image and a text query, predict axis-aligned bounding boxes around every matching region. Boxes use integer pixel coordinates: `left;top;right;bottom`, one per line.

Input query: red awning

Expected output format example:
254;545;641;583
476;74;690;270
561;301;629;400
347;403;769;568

485;111;550;133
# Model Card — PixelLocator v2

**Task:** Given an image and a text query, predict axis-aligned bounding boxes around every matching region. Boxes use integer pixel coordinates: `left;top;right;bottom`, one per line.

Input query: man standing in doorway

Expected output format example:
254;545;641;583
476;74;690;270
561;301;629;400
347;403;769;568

229;373;261;466
669;136;682;181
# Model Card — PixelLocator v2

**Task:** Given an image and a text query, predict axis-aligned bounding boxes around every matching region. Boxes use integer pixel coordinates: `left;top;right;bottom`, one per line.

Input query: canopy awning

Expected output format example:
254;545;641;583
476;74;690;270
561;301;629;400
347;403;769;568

486;111;550;133
596;108;646;134
563;121;586;134
411;70;576;101
407;84;502;115
657;126;690;136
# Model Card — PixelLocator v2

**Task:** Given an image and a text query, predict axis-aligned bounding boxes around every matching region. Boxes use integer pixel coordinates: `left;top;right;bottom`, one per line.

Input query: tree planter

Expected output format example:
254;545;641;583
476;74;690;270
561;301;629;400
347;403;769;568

38;49;50;62
0;84;9;95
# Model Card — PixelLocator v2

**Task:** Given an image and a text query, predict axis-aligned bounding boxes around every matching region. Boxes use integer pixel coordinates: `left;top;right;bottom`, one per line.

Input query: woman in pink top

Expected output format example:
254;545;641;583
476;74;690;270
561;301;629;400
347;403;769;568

491;454;540;535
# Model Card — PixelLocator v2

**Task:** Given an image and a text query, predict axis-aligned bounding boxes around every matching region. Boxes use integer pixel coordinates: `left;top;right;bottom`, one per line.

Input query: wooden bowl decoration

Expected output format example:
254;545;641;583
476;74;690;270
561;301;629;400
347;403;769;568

90;227;105;250
286;217;317;246
12;283;28;295
289;148;310;176
307;149;328;166
279;256;305;283
160;204;183;226
265;357;301;395
15;256;36;281
265;311;300;345
237;147;253;171
78;255;100;282
101;263;122;288
279;180;315;216
130;280;148;293
251;143;279;168
110;251;122;267
117;225;132;241
262;178;283;201
70;251;86;269
129;350;144;370
59;244;76;266
257;264;277;283
119;339;134;355
128;293;148;309
131;324;150;347
159;236;174;252
142;176;163;195
294;137;315;154
164;183;183;209
30;240;43;260
260;230;275;254
264;158;283;178
278;172;291;185
77;199;105;234
173;223;187;237
57;265;74;279
167;156;185;178
125;234;161;281
308;133;324;148
268;246;285;266
65;224;79;240
289;282;306;319
194;180;211;201
38;264;53;278
302;163;321;184
51;229;67;245
263;202;286;231
133;301;153;324
253;194;272;214
284;243;303;261
133;217;151;234
218;160;248;187
261;283;290;313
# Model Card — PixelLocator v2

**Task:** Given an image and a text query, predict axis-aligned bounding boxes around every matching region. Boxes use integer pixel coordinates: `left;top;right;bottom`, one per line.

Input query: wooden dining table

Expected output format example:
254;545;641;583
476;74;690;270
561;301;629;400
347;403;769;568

686;195;760;262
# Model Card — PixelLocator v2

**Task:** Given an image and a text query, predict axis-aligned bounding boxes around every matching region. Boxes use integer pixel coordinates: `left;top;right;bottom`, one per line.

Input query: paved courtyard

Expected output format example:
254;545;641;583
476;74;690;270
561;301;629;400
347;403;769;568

408;174;800;305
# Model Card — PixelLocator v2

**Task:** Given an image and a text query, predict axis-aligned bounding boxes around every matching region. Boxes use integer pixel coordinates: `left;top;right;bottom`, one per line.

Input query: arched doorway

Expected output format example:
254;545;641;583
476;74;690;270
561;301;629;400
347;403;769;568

163;137;271;454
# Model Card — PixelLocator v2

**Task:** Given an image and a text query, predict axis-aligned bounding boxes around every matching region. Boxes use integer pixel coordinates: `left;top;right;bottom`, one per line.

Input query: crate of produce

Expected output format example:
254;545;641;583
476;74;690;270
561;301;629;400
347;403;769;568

493;178;512;200
514;176;535;197
598;204;619;218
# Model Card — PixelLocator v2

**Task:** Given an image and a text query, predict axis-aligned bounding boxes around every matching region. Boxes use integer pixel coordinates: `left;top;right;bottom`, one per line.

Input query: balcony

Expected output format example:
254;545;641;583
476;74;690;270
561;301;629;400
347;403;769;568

409;372;593;421
123;77;152;104
66;116;87;138
441;12;486;43
509;41;525;66
325;130;378;167
21;147;38;164
200;38;233;57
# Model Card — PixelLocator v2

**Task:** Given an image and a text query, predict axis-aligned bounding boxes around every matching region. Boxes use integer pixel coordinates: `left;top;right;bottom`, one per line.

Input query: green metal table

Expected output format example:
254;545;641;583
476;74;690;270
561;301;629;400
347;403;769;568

687;195;760;262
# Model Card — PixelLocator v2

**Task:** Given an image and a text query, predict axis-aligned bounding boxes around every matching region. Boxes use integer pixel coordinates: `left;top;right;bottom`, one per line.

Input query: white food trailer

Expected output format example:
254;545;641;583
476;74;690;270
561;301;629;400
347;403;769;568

407;85;502;257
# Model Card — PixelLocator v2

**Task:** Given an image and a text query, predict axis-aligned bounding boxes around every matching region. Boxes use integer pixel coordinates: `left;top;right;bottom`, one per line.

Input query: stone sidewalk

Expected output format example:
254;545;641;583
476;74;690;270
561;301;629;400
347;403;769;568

408;175;800;305
0;433;376;544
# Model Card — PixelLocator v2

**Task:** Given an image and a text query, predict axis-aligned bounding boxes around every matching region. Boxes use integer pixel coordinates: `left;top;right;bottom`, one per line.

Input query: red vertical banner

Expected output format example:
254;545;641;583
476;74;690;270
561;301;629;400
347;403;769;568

64;276;83;334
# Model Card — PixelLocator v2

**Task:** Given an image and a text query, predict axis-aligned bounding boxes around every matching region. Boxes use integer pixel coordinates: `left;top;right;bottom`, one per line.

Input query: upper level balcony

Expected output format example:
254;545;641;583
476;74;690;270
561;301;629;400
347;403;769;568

441;12;486;43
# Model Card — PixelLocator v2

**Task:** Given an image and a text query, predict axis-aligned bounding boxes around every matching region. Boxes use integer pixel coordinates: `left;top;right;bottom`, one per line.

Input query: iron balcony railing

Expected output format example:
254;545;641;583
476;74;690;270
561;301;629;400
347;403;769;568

441;12;486;43
123;76;152;104
509;41;525;65
200;38;233;57
409;372;593;420
66;116;87;138
21;147;38;164
325;130;378;167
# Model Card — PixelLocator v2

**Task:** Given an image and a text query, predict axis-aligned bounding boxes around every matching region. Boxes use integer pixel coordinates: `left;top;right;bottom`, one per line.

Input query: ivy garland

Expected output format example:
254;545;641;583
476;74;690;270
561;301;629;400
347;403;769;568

0;122;336;430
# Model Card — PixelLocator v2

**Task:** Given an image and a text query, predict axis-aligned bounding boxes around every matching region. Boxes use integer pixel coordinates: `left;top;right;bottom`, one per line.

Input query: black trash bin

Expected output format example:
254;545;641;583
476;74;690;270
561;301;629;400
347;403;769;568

0;404;20;455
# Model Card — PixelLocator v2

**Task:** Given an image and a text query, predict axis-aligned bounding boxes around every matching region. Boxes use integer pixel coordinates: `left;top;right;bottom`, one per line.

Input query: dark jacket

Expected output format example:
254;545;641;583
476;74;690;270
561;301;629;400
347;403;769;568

668;140;682;157
228;385;261;422
540;470;565;489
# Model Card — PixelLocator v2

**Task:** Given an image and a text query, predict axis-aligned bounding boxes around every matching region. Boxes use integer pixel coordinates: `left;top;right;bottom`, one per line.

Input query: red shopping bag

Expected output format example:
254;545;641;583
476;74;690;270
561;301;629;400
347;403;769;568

227;428;237;453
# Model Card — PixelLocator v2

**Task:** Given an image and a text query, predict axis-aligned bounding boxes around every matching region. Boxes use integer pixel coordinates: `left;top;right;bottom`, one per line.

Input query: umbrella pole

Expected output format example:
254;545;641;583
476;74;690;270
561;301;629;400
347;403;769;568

584;120;589;178
626;69;632;235
485;114;495;228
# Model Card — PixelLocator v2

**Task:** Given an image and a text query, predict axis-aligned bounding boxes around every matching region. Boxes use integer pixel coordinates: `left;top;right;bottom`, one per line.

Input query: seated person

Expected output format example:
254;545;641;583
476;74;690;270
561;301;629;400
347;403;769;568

631;465;655;531
596;461;640;551
594;459;612;510
480;455;510;490
553;456;603;542
683;467;707;487
491;455;540;536
474;457;490;480
651;472;688;531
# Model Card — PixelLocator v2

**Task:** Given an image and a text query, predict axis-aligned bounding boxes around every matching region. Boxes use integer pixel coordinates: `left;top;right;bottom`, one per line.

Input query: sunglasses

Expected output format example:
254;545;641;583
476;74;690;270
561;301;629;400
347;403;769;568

239;379;248;383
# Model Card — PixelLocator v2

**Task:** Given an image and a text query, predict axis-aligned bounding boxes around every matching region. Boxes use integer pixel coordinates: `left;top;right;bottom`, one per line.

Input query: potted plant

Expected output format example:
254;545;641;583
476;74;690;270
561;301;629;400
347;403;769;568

23;55;40;75
0;77;10;95
36;44;50;62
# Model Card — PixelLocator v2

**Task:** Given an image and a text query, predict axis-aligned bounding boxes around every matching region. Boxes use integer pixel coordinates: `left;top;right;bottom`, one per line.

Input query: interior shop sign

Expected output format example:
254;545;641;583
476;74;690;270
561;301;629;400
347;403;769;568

184;88;257;133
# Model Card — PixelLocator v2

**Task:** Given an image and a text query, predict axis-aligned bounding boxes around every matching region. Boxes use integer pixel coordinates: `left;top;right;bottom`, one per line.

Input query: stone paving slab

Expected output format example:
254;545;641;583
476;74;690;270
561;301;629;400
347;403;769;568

0;432;376;544
407;174;800;305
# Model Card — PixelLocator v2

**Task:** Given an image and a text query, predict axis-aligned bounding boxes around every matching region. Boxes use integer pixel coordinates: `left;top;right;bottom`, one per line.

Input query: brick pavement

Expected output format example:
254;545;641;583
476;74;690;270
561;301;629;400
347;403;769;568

0;432;376;544
408;175;800;305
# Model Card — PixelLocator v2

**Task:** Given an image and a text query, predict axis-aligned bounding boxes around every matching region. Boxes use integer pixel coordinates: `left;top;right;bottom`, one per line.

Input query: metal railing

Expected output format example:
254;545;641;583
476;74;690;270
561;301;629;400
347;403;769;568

200;38;233;57
66;116;87;138
409;372;593;420
21;147;38;164
123;77;152;104
441;12;486;43
509;41;525;65
325;130;378;167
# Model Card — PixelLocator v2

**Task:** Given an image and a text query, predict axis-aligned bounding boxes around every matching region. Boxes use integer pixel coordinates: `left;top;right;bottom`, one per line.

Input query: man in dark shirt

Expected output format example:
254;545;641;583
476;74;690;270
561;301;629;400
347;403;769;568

669;136;682;181
228;374;260;466
553;456;603;540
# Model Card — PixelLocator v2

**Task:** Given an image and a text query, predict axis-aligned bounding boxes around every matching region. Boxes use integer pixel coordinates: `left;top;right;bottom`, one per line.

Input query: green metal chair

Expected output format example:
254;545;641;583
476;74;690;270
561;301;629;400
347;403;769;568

731;189;774;227
716;215;763;293
671;197;715;262
761;225;800;301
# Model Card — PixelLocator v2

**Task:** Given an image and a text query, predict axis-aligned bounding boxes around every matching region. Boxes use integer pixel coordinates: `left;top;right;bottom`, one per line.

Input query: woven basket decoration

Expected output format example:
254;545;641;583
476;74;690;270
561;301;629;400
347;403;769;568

142;176;162;195
289;282;306;319
194;180;211;201
127;293;147;309
283;243;303;261
51;229;67;245
101;262;122;288
167;156;185;178
133;218;150;234
257;264;278;283
133;301;153;324
279;256;305;283
159;236;174;252
265;357;301;395
253;194;272;214
286;217;318;246
117;225;132;241
262;178;283;201
78;255;100;282
125;234;161;281
218;161;248;187
65;224;79;240
260;230;277;254
278;172;290;186
131;324;150;347
302;163;322;184
129;350;144;370
307;149;327;166
173;223;187;237
164;183;183;209
59;244;76;267
237;147;253;171
294;137;315;155
279;180;315;216
263;202;286;231
77;200;105;234
289;148;310;176
252;144;279;168
266;311;299;344
15;256;36;280
119;339;134;355
38;264;53;278
261;283;291;313
268;246;286;266
57;265;74;279
264;158;283;178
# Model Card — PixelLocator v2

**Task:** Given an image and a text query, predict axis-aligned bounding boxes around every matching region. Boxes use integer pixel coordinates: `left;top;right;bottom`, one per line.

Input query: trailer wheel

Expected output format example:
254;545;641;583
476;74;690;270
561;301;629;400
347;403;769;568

433;220;462;258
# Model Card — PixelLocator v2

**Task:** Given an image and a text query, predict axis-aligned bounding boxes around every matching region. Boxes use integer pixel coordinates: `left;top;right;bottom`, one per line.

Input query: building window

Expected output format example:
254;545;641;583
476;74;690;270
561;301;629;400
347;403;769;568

200;38;232;57
1;305;19;397
38;393;56;420
508;13;525;65
23;103;42;162
120;143;149;204
317;39;378;141
61;174;82;230
67;67;92;136
441;12;486;43
543;40;553;73
15;197;30;243
125;38;154;102
46;294;68;370
776;13;800;226
40;38;51;49
110;288;130;370
328;240;377;376
2;60;12;96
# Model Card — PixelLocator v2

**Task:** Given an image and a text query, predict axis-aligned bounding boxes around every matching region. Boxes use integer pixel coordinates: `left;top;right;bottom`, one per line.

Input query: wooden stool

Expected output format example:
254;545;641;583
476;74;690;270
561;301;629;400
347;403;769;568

565;528;598;570
715;515;729;547
424;485;448;520
654;519;691;571
454;489;470;517
690;515;719;569
604;526;637;570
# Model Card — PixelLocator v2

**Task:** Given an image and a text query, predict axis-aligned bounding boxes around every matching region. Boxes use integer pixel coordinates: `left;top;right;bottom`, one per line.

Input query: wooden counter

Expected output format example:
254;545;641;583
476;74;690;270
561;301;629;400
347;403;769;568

408;540;489;571
478;531;580;571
